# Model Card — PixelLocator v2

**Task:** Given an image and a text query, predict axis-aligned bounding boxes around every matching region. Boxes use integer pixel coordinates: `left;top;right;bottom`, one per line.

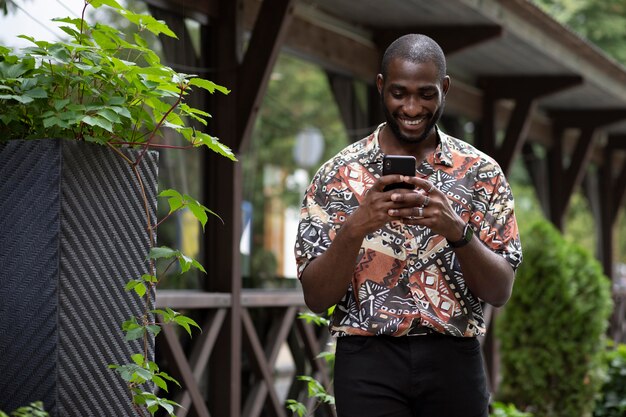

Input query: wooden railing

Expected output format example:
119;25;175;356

155;289;335;417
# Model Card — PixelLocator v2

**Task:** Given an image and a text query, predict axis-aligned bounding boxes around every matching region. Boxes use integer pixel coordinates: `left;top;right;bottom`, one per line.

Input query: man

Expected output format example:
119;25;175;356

294;34;522;417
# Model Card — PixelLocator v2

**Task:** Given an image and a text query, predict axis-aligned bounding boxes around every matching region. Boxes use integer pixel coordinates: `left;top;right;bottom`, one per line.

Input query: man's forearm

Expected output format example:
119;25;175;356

454;238;515;307
300;221;365;313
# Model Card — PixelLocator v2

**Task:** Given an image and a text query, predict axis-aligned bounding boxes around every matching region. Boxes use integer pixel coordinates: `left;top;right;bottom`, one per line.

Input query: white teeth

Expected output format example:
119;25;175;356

403;118;424;126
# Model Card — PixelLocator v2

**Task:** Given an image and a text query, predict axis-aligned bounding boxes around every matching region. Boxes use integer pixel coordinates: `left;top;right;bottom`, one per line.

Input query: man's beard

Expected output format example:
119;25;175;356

382;97;445;145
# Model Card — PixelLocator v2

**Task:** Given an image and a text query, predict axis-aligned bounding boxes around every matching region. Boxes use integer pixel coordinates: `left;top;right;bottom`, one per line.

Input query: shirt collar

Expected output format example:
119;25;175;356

365;123;454;168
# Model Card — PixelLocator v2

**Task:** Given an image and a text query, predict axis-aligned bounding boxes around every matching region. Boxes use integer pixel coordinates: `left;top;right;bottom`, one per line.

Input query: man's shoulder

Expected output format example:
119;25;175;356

317;134;374;173
440;131;502;171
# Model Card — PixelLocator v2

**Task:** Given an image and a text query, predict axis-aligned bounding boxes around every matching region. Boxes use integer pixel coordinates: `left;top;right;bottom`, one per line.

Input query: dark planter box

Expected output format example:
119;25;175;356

0;139;158;416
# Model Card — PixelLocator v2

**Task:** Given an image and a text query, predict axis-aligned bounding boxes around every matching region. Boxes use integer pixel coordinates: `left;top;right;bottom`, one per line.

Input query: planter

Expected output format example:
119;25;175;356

0;139;158;416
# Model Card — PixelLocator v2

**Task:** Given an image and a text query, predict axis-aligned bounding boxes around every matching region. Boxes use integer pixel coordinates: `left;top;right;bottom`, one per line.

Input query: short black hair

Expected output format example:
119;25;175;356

381;34;447;81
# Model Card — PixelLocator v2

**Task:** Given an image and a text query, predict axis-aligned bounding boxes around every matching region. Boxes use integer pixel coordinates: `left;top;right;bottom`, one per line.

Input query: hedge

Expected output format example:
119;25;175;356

496;220;613;417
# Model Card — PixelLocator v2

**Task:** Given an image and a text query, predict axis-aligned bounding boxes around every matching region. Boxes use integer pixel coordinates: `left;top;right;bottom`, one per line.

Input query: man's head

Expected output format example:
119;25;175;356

377;34;449;145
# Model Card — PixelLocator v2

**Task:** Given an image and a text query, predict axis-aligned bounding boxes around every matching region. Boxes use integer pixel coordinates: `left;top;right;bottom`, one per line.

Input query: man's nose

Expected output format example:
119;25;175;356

403;96;421;116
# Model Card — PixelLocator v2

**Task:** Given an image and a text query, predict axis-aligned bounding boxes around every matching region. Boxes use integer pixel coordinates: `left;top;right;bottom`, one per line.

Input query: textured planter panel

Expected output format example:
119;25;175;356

0;139;158;416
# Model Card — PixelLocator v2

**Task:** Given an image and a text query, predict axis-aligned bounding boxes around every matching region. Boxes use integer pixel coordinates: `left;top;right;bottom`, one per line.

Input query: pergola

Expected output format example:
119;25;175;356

141;1;626;416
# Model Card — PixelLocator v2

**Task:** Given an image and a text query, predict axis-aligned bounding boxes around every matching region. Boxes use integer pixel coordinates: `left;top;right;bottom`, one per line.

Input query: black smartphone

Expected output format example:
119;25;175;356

383;155;416;191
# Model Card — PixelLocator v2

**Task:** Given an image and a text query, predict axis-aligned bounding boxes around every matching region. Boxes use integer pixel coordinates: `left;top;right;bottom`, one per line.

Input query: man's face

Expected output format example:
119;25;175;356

377;59;449;145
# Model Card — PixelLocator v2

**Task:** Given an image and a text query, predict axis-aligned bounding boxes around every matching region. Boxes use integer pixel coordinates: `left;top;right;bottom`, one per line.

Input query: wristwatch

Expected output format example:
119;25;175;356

447;223;474;248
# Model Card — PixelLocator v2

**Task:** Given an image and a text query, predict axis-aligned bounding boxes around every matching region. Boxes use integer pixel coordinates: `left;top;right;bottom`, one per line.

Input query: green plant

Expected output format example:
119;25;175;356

286;310;335;417
490;402;534;417
0;0;234;415
497;220;613;417
593;342;626;417
0;402;48;417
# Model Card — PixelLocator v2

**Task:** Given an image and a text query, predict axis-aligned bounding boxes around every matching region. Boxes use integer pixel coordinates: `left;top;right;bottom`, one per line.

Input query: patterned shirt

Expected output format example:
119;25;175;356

295;124;522;338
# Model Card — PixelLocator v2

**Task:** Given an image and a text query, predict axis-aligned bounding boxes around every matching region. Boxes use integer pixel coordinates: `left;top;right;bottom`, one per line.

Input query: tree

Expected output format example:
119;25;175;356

532;0;626;64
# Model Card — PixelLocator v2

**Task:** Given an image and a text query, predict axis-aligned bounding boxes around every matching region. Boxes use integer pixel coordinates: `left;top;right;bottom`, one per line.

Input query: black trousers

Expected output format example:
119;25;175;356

334;334;489;417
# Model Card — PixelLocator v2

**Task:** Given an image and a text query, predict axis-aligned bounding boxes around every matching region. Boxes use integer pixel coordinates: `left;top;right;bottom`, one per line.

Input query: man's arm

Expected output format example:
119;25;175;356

390;176;516;307
300;174;419;313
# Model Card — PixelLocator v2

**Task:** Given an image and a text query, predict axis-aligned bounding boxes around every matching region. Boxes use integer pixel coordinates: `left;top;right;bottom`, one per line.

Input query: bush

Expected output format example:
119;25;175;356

490;402;534;417
594;342;626;417
497;220;613;417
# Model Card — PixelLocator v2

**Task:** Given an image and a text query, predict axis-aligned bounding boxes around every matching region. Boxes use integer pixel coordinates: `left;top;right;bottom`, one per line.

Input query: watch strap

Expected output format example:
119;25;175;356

447;223;473;248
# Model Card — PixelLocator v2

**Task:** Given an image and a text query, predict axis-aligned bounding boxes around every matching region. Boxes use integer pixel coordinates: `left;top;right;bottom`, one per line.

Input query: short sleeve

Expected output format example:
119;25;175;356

472;165;523;271
294;172;335;279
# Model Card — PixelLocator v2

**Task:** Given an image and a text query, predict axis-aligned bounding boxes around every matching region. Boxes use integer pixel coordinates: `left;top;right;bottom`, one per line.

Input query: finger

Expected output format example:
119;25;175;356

390;189;429;205
379;174;410;189
403;176;436;194
388;205;426;218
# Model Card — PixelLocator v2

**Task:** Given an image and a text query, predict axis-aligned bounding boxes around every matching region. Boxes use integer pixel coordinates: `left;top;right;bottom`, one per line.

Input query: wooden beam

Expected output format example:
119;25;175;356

204;2;243;416
548;109;626;130
544;107;626;229
374;25;502;55
477;75;583;173
547;125;566;229
237;0;295;151
241;309;288;417
327;71;369;143
477;75;583;99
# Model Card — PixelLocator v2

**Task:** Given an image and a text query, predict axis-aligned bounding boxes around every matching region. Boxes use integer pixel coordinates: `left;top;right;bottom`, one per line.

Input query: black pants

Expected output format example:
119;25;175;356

334;334;489;417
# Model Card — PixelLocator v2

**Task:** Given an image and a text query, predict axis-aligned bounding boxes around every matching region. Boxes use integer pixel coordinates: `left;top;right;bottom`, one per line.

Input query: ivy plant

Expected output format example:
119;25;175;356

0;0;235;415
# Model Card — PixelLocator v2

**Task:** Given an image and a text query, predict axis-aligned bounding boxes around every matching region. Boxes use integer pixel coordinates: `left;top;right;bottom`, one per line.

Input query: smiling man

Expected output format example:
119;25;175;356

295;34;522;417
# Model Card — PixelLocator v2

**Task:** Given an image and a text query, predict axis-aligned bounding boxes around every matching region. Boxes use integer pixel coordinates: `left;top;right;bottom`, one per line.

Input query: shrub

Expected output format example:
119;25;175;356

497;220;613;417
593;342;626;417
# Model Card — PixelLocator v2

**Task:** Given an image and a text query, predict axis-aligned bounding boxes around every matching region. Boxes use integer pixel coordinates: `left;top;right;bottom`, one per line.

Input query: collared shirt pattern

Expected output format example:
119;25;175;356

295;125;522;338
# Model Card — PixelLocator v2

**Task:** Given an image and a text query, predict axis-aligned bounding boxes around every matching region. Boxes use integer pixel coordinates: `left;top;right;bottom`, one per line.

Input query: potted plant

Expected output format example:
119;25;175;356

0;0;234;415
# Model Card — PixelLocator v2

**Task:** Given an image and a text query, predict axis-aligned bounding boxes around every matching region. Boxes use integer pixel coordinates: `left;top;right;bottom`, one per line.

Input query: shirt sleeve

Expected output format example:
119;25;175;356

472;164;523;271
294;169;335;280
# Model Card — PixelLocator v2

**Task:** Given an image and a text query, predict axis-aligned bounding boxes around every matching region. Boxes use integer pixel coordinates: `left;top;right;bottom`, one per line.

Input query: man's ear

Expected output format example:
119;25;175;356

376;74;384;94
442;75;450;96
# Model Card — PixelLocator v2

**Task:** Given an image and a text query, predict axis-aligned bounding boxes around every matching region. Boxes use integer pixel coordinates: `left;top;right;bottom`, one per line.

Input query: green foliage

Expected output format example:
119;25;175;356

497;220;613;417
0;1;235;162
532;0;626;65
0;402;48;417
0;2;232;415
491;402;534;417
594;343;626;417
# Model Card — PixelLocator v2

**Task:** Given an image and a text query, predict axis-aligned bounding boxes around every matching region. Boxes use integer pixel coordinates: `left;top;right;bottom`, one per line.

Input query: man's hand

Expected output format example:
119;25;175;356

348;174;426;236
385;176;465;241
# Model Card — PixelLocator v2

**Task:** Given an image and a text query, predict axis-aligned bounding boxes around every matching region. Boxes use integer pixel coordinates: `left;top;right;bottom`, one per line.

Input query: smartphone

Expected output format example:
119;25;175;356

383;155;416;191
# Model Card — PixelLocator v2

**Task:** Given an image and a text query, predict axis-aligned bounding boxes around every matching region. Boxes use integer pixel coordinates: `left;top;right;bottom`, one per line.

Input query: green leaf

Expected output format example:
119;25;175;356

189;78;230;95
125;327;145;341
131;353;145;366
147;325;161;336
120;10;178;38
153;375;168;392
173;315;201;337
286;399;307;417
133;282;147;297
193;131;237;161
89;0;124;10
82;115;113;132
125;279;141;292
0;94;34;104
142;274;158;283
24;87;47;99
187;200;208;229
148;246;179;260
0;57;35;78
159;189;184;213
